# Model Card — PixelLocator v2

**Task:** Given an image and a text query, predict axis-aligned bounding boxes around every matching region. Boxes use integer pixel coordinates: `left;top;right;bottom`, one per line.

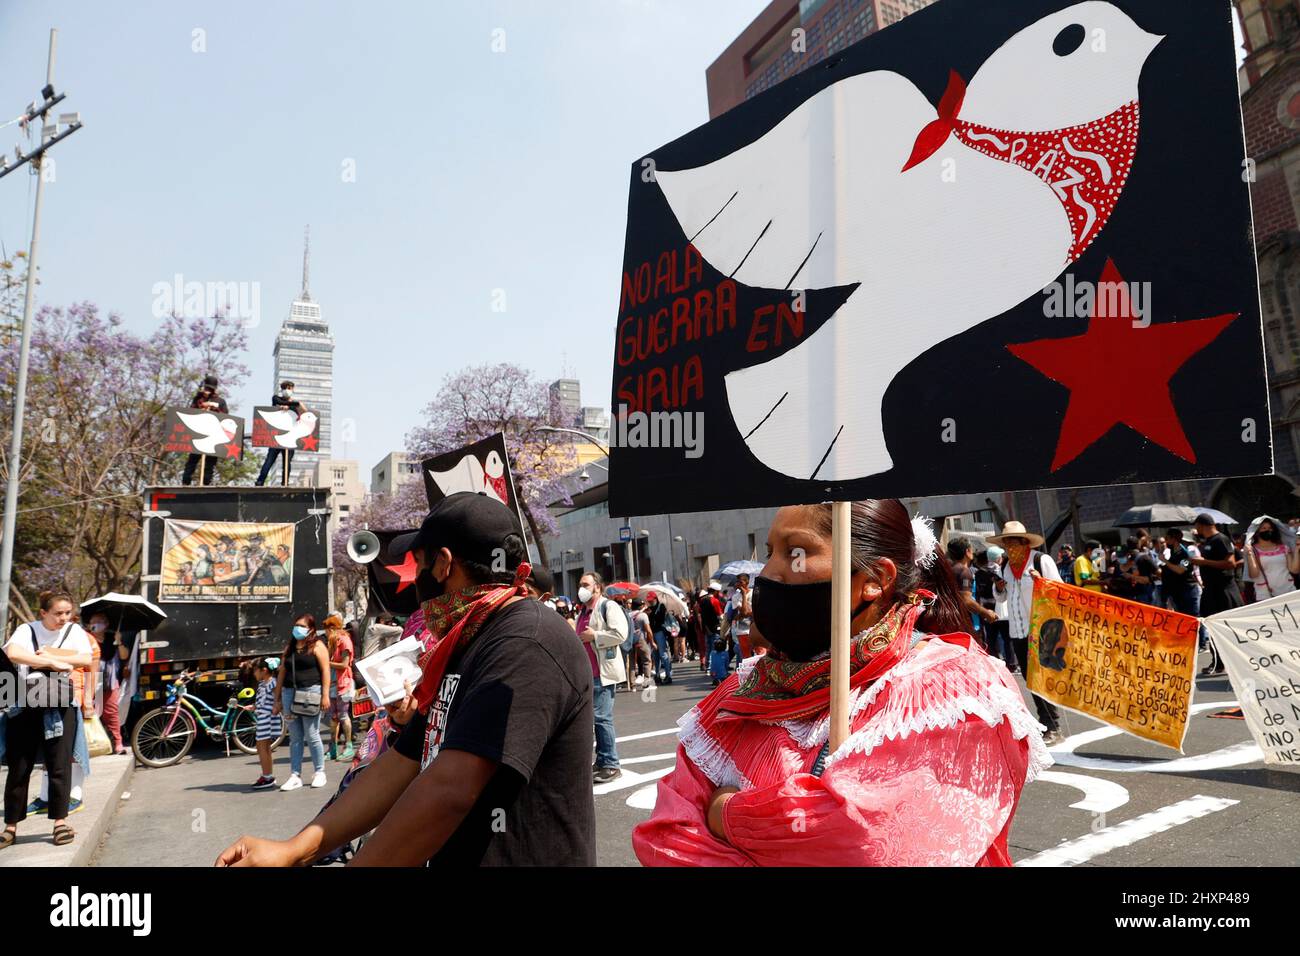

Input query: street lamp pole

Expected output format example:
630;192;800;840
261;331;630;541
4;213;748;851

0;29;82;639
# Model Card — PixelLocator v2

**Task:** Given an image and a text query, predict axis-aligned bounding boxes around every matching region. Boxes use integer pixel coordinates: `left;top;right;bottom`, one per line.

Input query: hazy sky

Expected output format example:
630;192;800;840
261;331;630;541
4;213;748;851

0;0;768;473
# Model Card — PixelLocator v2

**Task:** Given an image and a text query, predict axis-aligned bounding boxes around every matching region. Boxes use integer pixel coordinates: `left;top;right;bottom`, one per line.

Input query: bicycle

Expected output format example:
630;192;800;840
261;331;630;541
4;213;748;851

131;669;287;768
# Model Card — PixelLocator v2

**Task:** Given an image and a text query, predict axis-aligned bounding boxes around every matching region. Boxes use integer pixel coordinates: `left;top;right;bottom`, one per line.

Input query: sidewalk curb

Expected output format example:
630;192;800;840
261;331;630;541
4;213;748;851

77;755;133;867
0;754;133;868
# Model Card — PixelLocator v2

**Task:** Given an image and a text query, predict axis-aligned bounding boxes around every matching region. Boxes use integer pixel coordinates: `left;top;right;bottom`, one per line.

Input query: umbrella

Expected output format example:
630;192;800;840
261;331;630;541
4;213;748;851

605;582;639;598
641;582;688;617
715;560;764;583
79;592;168;632
1114;504;1202;528
1194;507;1237;526
1245;515;1295;550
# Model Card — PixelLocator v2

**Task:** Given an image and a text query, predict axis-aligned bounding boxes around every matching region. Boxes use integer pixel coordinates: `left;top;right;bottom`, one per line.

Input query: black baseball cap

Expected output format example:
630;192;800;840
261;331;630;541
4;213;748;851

203;375;219;388
391;492;525;568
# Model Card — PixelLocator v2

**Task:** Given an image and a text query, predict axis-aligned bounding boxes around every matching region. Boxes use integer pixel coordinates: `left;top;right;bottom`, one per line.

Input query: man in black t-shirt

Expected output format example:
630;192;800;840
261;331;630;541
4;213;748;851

216;493;596;867
1161;529;1197;617
1191;513;1243;676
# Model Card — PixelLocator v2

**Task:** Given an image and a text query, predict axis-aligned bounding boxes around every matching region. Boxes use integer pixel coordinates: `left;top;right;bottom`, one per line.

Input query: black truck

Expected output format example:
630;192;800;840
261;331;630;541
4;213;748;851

134;485;334;706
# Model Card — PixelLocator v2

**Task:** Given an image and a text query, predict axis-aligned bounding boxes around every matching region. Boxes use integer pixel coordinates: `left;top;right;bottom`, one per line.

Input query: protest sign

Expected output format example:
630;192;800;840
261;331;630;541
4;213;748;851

421;432;527;536
1028;577;1197;749
608;0;1266;515
366;529;423;616
1203;592;1300;764
251;405;320;451
162;407;243;459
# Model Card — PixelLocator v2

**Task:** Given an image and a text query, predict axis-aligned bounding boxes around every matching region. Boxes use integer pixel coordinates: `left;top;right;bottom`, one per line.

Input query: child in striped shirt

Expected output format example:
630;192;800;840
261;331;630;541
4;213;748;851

250;658;280;790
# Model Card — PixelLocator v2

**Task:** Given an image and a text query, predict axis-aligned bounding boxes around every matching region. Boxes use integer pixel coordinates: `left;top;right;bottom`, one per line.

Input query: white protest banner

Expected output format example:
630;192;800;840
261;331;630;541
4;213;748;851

1202;590;1300;764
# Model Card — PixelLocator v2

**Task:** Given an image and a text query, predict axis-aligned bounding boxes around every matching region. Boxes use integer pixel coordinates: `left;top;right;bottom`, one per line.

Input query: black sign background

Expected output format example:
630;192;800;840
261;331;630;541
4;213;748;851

366;529;422;616
609;0;1267;516
162;407;244;459
250;405;320;451
421;432;528;536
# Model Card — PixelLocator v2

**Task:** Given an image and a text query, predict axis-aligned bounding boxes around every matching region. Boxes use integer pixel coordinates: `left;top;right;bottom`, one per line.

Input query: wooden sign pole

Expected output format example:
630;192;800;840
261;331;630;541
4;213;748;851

282;449;290;486
197;454;207;486
829;499;853;751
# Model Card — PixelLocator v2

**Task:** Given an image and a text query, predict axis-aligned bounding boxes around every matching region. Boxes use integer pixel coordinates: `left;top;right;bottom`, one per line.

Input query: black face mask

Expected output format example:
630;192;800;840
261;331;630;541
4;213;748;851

414;567;444;605
1258;530;1277;542
752;576;871;662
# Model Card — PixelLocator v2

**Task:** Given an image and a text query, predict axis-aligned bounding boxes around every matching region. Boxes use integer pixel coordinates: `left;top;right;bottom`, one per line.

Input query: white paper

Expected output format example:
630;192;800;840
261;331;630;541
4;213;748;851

355;636;424;706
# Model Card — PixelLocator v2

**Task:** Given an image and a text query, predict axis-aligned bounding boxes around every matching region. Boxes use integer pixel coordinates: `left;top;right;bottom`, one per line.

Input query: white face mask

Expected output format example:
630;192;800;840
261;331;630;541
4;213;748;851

577;586;593;605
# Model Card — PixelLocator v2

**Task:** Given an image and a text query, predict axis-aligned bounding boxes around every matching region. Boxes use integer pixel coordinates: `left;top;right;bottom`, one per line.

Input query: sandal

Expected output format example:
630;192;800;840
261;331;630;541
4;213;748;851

52;824;74;846
0;828;15;849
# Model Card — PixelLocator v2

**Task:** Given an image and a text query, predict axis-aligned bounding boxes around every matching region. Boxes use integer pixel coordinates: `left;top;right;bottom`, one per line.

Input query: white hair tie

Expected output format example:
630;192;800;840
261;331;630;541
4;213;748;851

911;515;938;569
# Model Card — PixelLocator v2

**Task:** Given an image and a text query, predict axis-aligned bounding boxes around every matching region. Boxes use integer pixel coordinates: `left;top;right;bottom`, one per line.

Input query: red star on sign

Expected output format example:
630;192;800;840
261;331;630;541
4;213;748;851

384;550;419;593
300;434;319;452
224;441;241;459
1007;259;1238;472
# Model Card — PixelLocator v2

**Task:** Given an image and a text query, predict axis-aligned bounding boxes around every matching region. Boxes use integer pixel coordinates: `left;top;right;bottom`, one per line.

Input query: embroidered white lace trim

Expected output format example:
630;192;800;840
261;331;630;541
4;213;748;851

678;705;752;790
820;648;1053;780
680;639;1053;788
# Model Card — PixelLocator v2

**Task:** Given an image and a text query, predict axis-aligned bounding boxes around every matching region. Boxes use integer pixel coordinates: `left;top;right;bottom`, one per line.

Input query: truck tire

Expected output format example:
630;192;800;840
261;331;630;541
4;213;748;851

132;706;197;768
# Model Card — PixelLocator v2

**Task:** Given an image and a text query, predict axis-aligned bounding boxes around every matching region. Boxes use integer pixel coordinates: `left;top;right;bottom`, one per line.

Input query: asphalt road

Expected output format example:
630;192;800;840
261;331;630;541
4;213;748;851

92;647;1300;867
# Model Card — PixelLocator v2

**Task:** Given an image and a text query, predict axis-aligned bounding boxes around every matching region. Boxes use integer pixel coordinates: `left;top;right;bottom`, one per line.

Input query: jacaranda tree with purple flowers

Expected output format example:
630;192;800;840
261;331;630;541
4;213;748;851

405;363;579;567
0;291;251;625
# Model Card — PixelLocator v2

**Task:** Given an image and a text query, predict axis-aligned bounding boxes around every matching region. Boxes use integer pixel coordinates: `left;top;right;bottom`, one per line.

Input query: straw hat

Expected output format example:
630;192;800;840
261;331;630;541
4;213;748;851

986;520;1045;549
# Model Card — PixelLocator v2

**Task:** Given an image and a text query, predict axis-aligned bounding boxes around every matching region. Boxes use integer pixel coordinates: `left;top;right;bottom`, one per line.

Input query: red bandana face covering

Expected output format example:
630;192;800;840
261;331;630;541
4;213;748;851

904;71;1140;263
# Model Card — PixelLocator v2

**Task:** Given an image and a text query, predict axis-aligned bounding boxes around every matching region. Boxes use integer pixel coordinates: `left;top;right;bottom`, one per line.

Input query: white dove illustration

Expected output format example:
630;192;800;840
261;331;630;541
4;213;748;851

428;453;489;499
178;411;238;455
257;408;319;449
654;1;1162;481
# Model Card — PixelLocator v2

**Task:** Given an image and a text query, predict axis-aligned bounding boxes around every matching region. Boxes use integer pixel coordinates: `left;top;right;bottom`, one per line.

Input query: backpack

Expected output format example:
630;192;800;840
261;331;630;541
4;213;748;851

598;598;636;655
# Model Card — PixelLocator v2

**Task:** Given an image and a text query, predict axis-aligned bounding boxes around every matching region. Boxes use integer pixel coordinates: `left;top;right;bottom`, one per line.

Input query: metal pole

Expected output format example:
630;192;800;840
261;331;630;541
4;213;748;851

829;500;852;751
0;30;57;639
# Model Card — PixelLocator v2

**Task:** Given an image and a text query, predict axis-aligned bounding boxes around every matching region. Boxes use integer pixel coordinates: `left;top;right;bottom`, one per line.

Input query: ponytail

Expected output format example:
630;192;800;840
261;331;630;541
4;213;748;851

917;550;976;639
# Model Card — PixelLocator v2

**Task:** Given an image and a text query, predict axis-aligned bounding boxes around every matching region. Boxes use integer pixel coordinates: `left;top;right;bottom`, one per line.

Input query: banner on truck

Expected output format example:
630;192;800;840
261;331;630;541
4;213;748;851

159;519;294;603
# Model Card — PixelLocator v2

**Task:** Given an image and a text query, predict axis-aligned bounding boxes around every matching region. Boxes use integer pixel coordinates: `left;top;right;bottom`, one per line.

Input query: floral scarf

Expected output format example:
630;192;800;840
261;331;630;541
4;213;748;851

412;562;531;713
716;591;929;724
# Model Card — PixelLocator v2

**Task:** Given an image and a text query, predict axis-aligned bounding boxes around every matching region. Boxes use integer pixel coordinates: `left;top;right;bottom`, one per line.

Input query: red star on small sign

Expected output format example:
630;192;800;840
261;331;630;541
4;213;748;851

224;442;241;459
383;550;419;593
300;434;319;452
1007;259;1238;472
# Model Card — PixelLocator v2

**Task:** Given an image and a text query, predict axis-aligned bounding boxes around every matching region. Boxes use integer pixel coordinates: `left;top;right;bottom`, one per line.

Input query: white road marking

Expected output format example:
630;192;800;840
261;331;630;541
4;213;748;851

1033;771;1130;814
1049;741;1263;774
1017;795;1239;867
615;727;680;744
1048;700;1263;772
626;784;658;810
620;752;677;766
593;765;674;795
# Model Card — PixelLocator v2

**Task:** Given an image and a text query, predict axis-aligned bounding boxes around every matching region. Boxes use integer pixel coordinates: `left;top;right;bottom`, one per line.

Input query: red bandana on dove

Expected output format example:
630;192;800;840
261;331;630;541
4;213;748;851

905;71;1140;263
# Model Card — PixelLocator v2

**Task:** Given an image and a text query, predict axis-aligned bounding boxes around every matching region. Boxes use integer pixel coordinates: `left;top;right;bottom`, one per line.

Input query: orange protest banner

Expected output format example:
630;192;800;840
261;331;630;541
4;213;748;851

1028;578;1198;750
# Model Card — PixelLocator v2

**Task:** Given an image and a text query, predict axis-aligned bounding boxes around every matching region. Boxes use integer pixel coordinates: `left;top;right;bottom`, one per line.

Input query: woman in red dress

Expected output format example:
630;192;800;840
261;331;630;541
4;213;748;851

633;499;1050;867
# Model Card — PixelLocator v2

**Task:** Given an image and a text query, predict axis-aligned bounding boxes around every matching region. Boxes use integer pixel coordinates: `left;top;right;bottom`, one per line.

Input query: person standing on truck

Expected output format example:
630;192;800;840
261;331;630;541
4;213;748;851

181;374;228;486
273;614;330;791
256;381;304;486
